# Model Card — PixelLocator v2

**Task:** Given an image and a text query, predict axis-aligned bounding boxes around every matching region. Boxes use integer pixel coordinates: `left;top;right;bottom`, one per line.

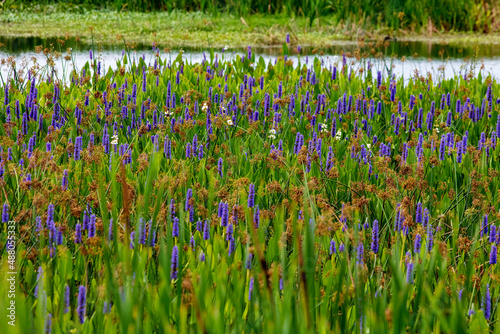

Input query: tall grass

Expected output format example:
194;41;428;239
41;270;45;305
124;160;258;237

0;41;499;333
3;0;499;32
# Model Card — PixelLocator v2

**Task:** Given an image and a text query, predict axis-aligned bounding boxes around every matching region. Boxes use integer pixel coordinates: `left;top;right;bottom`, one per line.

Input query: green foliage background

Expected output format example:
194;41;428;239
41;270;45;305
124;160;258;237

2;0;499;32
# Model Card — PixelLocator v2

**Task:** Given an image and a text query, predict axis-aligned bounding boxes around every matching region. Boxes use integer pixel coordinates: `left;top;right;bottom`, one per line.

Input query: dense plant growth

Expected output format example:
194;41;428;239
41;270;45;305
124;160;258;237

1;41;500;333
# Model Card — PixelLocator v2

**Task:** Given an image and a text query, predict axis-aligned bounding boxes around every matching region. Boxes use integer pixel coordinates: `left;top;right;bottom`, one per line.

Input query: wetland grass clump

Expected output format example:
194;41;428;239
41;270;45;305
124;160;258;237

0;40;500;333
5;0;499;32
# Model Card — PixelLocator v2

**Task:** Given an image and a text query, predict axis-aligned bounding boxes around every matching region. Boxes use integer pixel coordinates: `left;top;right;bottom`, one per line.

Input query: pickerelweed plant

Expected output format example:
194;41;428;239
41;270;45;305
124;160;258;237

0;38;500;333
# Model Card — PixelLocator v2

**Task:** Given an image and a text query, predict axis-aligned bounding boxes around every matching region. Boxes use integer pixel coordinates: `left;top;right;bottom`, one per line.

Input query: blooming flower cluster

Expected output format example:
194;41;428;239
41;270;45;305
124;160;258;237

1;40;499;332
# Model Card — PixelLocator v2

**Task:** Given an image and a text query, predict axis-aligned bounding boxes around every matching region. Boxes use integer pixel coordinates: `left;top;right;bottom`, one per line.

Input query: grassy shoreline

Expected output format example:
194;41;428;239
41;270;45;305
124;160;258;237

1;10;500;50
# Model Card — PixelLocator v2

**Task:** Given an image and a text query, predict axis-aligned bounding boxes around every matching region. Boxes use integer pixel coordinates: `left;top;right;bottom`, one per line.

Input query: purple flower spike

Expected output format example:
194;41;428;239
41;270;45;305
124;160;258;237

64;285;70;313
228;237;236;256
330;239;336;255
406;262;414;284
185;188;192;211
246;253;253;269
172;217;179;237
371;220;379;254
490;244;497;265
356;242;364;265
108;219;114;242
248;277;254;300
130;231;135;249
89;214;96;238
253;205;260;228
75;224;82;244
248;183;255;208
171;245;179;279
44;314;52;334
414;234;422;254
482;284;491;320
415;203;423;224
2;203;9;223
34;266;43;298
427;224;434;252
218;158;223;178
138;218;146;245
226;223;234;241
190;235;195;250
77;285;86;324
62;170;68;190
203;220;210;240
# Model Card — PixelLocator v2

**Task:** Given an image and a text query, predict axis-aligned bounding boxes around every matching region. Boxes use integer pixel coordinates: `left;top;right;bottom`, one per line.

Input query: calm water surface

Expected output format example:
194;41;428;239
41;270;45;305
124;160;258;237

1;36;500;82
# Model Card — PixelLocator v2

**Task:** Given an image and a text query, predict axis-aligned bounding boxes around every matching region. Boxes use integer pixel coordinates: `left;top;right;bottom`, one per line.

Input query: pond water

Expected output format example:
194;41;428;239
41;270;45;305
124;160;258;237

1;36;500;82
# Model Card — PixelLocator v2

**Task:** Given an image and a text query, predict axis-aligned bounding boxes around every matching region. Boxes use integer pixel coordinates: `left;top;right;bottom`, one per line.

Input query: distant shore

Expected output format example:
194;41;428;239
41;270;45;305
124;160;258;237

1;10;500;50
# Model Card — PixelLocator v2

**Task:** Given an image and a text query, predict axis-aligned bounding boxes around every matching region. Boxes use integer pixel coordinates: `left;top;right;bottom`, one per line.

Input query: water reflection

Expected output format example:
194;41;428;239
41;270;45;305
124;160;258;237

1;36;499;82
2;35;500;59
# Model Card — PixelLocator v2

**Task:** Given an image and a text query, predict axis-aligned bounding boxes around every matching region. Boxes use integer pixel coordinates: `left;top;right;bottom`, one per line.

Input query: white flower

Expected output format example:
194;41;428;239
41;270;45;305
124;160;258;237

269;134;276;139
227;119;233;126
201;103;208;112
111;139;118;145
269;129;276;135
367;144;371;149
224;46;229;51
335;130;342;140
